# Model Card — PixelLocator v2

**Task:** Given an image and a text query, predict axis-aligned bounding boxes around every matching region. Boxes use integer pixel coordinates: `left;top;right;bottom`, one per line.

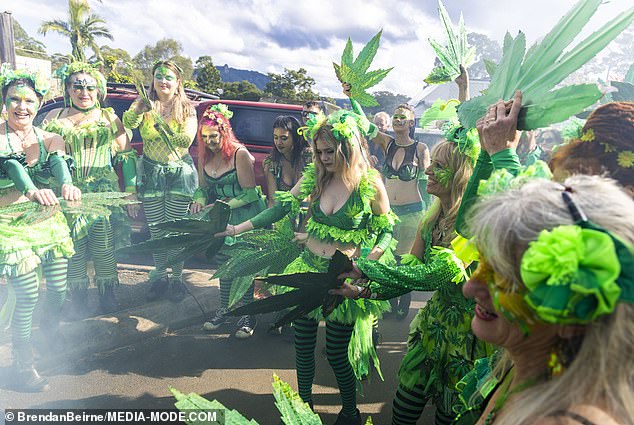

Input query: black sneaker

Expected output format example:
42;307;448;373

235;315;256;339
333;408;361;425
202;308;229;331
168;281;187;303
146;278;169;301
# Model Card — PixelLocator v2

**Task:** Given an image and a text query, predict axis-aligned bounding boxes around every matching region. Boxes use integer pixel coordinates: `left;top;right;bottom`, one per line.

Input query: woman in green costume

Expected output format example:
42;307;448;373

217;109;396;425
43;62;137;314
0;68;80;391
190;104;266;338
334;125;490;425
123;60;197;301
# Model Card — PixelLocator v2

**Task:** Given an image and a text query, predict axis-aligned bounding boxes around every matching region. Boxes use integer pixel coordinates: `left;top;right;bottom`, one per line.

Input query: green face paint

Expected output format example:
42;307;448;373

154;67;176;82
5;84;39;115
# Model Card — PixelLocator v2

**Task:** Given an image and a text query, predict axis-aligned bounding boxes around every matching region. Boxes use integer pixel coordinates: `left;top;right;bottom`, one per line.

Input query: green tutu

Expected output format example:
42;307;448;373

0;211;75;277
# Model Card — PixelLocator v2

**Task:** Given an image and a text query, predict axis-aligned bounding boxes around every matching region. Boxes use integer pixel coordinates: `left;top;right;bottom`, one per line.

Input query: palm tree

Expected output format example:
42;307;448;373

39;0;113;63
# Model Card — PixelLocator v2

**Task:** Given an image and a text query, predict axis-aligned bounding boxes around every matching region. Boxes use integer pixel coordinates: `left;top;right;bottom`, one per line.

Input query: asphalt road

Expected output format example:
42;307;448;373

0;261;436;424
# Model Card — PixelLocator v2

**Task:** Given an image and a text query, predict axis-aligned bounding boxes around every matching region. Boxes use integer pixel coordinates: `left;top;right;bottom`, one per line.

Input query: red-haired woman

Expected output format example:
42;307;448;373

190;104;266;338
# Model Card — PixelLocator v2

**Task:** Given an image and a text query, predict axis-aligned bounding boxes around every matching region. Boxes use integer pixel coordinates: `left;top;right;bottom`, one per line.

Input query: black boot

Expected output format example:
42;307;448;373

99;285;119;313
333;408;361;425
146;278;169;301
12;341;49;392
65;287;89;320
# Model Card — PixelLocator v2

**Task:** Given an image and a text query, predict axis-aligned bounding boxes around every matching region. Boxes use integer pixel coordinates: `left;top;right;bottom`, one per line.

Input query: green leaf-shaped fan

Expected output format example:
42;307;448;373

424;0;476;85
117;202;230;265
458;0;634;130
333;30;393;107
228;250;353;328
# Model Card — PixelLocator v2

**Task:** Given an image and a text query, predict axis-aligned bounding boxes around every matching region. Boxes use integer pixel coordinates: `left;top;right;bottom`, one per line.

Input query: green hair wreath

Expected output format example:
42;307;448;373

441;122;480;164
0;63;49;97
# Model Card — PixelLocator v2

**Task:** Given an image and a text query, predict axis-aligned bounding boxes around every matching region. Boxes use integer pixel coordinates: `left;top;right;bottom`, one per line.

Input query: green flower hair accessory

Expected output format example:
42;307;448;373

0;63;49;97
434;165;454;187
520;224;623;324
54;61;107;97
441;122;480;164
580;128;595;142
207;103;234;120
477;160;553;196
617;150;634;168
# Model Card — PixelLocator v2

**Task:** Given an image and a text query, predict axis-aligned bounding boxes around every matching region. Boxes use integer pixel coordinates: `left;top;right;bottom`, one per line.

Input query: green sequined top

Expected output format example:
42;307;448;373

44;108;122;193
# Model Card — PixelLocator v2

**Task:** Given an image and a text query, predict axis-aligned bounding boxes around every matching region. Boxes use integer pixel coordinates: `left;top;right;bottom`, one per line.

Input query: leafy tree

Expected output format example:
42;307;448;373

364;91;411;116
194;56;222;94
39;0;113;62
133;38;193;82
466;32;502;80
221;80;263;101
13;18;48;60
264;68;319;102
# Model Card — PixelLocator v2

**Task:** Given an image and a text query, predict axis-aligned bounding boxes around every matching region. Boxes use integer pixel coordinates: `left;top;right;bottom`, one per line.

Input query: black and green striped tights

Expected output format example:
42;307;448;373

294;317;357;417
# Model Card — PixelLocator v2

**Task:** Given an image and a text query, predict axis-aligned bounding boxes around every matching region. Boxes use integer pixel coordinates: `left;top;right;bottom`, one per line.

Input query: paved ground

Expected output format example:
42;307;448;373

0;259;435;424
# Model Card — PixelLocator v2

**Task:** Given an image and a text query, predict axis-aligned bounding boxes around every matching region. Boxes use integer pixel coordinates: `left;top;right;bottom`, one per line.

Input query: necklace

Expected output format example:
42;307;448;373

7;123;34;149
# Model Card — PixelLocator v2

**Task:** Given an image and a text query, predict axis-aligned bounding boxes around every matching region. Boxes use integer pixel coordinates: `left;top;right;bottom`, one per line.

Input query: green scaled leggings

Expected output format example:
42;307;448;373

9;258;68;343
294;317;357;417
143;197;191;282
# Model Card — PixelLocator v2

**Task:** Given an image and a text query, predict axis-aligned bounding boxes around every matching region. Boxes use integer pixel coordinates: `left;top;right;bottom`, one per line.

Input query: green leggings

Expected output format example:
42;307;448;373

294;317;357;416
67;217;118;291
9;258;68;343
143;197;191;282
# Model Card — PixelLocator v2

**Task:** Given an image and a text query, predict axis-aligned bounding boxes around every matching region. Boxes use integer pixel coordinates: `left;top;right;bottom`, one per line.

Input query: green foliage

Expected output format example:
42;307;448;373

132;38;193;82
39;0;113;62
221;80;263;101
363;91;411;116
419;99;460;129
424;1;476;85
195;56;222;94
170;387;258;424
264;68;319;102
272;375;322;425
333;30;393;107
458;0;634;130
13;18;48;60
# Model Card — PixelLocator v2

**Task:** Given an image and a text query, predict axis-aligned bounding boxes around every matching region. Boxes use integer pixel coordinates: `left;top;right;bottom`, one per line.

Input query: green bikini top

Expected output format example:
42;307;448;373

202;148;246;201
275;164;397;245
0;122;50;189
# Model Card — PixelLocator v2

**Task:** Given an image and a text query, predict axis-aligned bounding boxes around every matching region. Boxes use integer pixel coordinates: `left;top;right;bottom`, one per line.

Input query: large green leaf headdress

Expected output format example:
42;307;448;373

333;30;393;107
0;63;48;98
424;0;476;85
54;61;107;105
458;0;634;130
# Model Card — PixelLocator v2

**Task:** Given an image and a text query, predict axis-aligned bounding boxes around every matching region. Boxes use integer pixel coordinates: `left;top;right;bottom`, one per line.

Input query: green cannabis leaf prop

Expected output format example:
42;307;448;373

418;98;460;129
170;386;258;424
424;0;476;85
213;218;302;308
117;202;230;265
458;0;634;130
228;251;353;328
0;192;137;225
333;30;393;107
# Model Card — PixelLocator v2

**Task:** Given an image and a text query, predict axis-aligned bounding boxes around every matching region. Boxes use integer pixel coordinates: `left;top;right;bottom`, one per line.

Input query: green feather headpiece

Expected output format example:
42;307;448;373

55;62;107;96
0;63;48;97
206;103;234;120
441;122;480;164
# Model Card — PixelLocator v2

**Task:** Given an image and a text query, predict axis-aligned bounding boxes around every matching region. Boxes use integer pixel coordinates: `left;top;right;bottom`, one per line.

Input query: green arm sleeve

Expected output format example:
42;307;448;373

349;99;378;139
48;152;73;186
122;110;143;129
168;132;193;148
490;148;522;176
455;150;493;237
374;229;393;252
2;159;37;194
356;248;466;300
250;201;292;229
227;187;262;209
114;149;137;192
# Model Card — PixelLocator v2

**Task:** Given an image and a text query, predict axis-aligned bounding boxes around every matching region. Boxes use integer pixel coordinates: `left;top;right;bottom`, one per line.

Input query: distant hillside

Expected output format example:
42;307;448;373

216;64;270;90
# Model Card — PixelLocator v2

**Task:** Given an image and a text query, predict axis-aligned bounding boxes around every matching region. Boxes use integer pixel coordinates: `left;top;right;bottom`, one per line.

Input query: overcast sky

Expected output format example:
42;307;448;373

8;0;633;102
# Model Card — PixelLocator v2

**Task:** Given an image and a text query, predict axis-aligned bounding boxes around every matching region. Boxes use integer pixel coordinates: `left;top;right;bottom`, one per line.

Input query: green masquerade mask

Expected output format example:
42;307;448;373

55;61;106;105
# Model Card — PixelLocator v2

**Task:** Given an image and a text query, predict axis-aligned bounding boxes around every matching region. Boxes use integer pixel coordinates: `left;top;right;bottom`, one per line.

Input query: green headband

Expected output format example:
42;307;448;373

0;63;49;97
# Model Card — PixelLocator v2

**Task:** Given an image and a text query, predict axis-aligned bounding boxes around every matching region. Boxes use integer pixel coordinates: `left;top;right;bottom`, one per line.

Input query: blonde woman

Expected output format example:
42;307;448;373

123;61;197;301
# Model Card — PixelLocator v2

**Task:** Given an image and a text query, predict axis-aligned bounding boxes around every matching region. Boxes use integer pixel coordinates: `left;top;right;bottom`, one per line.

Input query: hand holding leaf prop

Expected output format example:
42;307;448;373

117;201;230;265
424;0;476;85
228;250;353;328
458;0;634;130
334;30;393;107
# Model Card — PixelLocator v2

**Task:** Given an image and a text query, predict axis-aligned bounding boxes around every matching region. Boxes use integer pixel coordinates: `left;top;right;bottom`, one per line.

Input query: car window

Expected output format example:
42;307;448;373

228;106;303;148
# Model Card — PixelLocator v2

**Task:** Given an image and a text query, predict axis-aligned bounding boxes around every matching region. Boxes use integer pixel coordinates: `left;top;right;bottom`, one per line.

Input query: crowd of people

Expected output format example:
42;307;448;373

0;45;633;425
